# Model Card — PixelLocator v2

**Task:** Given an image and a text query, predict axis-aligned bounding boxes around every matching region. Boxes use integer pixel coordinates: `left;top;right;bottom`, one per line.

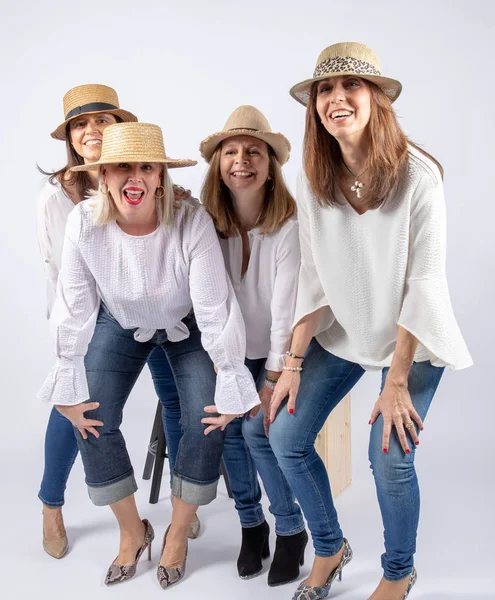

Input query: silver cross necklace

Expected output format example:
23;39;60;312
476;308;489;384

343;161;368;199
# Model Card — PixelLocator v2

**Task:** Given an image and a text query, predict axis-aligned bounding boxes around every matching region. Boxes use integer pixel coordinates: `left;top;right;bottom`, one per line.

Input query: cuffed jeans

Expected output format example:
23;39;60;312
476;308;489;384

38;307;212;507
269;338;444;581
222;358;305;536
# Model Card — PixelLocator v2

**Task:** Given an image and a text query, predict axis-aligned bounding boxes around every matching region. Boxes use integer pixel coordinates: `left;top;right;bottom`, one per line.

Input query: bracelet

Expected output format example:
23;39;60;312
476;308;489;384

265;375;279;384
264;379;276;390
283;366;304;372
286;351;304;360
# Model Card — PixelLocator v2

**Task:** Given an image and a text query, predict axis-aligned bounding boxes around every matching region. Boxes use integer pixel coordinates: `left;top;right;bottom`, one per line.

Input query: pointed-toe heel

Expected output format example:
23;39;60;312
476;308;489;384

291;538;352;600
402;568;417;600
104;519;154;586
187;513;201;539
156;525;188;589
43;535;69;559
268;529;308;587
237;520;270;579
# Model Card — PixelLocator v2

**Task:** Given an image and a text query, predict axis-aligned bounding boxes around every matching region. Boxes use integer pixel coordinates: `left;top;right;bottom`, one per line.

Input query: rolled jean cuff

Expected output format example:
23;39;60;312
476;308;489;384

171;472;219;505
87;473;137;506
38;493;64;508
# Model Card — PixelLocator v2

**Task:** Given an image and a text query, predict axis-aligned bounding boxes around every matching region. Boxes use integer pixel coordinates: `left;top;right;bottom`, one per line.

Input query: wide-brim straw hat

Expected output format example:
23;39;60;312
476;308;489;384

71;122;197;172
51;84;138;140
199;105;291;165
290;42;402;106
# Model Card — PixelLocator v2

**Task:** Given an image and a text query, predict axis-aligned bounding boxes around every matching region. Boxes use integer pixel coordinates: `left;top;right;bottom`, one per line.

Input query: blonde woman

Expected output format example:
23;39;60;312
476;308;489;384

200;106;307;586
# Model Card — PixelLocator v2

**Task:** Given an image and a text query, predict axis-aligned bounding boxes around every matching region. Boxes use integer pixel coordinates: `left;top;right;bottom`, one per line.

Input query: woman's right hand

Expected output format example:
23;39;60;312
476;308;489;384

269;371;301;423
56;402;103;440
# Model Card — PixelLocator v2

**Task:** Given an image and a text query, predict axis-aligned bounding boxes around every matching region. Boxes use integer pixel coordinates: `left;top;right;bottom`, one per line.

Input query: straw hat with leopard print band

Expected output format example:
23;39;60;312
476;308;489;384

199;105;291;165
51;84;138;140
71;122;197;172
290;42;402;106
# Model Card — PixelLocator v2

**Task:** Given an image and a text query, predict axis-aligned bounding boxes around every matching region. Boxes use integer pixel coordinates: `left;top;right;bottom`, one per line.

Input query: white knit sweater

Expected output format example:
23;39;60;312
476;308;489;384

294;145;472;370
37;197;260;414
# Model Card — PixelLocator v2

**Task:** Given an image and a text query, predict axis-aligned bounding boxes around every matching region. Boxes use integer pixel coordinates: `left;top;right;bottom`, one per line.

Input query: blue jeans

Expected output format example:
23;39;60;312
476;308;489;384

269;339;444;581
222;358;305;536
39;318;184;507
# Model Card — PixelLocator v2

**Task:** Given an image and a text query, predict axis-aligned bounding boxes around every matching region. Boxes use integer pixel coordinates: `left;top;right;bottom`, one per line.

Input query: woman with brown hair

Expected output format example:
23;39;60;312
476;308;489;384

199;106;307;587
267;43;472;600
37;84;198;561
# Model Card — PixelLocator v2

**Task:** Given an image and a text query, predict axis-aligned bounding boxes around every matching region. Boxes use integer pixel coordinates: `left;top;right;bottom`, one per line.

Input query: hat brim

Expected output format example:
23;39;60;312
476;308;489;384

50;109;139;141
289;73;402;106
71;157;197;172
200;130;290;165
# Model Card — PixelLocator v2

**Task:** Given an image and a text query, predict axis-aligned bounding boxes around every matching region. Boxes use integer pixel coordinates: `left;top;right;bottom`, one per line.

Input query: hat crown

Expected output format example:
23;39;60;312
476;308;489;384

62;84;120;118
315;42;381;73
223;105;272;134
99;122;168;163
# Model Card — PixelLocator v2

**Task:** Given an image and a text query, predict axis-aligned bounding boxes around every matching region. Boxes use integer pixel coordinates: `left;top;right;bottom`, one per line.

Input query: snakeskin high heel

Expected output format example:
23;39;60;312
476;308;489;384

291;538;353;600
401;568;417;600
156;525;188;589
104;519;154;585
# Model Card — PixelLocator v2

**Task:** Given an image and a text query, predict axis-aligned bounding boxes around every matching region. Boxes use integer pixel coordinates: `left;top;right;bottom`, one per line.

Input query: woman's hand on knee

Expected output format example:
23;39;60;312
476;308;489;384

55;402;104;440
201;405;244;435
369;382;423;454
269;371;300;423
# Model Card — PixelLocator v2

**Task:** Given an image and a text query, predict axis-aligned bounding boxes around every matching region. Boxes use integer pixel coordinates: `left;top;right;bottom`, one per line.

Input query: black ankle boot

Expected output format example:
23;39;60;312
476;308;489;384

267;529;308;587
237;521;270;578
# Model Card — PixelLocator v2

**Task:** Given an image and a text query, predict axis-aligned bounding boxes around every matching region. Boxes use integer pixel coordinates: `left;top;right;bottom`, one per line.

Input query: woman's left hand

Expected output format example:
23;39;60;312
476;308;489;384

202;405;245;435
249;385;272;437
369;380;423;454
173;184;191;202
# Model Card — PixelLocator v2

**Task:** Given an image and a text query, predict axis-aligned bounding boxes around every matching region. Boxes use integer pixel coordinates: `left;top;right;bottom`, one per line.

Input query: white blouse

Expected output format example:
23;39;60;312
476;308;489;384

294;145;472;370
37;197;260;415
36;179;75;318
219;218;300;372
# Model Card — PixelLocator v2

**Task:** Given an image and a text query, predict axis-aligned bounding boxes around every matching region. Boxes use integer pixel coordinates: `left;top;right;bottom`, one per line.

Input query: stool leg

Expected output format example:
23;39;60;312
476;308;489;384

220;459;233;499
149;421;167;504
143;401;162;480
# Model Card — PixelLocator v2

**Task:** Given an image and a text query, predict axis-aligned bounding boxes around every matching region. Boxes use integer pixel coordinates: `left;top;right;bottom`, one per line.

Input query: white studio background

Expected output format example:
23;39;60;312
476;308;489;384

0;1;494;599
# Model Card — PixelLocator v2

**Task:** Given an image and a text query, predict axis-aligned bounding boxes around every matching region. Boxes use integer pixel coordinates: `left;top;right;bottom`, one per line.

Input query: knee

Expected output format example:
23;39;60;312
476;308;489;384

268;412;303;461
368;431;415;487
241;412;264;445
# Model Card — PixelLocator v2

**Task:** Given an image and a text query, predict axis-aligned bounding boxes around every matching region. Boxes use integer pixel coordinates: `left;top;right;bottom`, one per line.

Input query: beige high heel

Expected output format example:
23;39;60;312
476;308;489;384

104;519;154;585
187;513;201;539
42;508;69;559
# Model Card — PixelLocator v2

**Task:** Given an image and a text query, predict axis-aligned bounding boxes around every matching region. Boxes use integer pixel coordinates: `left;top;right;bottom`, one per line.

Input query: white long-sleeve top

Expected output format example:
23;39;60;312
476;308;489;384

294;144;472;370
37;197;260;414
36;179;75;318
219;218;300;372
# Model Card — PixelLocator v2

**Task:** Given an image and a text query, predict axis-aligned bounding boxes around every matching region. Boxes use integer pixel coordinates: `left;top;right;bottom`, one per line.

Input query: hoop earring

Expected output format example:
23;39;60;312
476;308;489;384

155;185;165;200
100;183;109;195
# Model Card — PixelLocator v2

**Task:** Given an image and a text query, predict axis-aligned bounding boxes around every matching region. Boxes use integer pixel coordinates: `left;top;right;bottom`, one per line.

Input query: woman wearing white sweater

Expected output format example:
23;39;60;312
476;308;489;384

268;43;472;600
38;121;259;588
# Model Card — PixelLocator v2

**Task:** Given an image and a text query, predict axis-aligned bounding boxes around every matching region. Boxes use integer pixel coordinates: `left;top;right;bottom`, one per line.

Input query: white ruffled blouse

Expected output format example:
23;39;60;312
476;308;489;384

37;197;260;414
294;145;473;370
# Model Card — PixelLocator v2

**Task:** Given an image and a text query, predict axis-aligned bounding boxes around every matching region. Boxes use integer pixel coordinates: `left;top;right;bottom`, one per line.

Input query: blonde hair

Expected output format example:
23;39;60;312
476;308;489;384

201;144;295;237
92;164;177;226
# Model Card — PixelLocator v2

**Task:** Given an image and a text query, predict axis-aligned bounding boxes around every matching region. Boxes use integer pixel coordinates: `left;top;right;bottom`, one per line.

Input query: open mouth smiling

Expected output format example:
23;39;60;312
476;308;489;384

330;110;353;122
123;187;145;205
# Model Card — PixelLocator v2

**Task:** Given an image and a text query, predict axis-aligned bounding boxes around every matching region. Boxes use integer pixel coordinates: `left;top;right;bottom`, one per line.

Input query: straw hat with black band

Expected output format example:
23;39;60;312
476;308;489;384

51;84;138;141
71;122;197;172
200;105;291;165
290;42;402;107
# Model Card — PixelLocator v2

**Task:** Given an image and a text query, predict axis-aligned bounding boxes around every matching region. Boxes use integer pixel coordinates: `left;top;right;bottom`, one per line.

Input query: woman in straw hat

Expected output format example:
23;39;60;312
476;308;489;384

38;121;259;588
200;105;307;586
267;42;472;600
37;86;198;561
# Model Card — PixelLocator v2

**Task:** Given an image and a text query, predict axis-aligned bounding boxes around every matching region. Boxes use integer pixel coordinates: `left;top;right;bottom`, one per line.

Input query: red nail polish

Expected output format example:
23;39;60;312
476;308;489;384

383;448;388;453
289;408;294;415
406;449;411;454
415;440;420;445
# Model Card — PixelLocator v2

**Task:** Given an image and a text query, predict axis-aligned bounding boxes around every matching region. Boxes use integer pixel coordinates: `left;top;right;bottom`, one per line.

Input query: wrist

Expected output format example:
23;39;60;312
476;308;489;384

385;371;408;389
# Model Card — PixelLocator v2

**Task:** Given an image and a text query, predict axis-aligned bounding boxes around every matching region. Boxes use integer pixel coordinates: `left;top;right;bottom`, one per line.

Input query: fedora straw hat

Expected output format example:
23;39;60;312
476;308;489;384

51;84;138;140
290;42;402;106
199;105;291;165
71;122;197;172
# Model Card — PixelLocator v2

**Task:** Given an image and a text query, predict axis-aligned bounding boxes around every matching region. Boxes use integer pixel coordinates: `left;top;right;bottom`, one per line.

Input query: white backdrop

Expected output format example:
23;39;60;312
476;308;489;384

0;1;494;598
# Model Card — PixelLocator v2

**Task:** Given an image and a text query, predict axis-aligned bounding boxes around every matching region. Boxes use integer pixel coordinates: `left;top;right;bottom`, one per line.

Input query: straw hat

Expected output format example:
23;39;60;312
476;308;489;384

71;122;197;172
51;84;138;140
290;42;402;106
199;105;291;165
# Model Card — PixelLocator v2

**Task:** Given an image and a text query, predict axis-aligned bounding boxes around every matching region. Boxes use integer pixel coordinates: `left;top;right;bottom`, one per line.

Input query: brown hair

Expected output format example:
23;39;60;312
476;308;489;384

303;80;443;209
39;115;122;202
201;143;296;237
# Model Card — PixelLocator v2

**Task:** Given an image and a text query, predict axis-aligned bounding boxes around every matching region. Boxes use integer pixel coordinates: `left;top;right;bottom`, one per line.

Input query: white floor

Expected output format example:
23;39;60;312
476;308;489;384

3;373;494;600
